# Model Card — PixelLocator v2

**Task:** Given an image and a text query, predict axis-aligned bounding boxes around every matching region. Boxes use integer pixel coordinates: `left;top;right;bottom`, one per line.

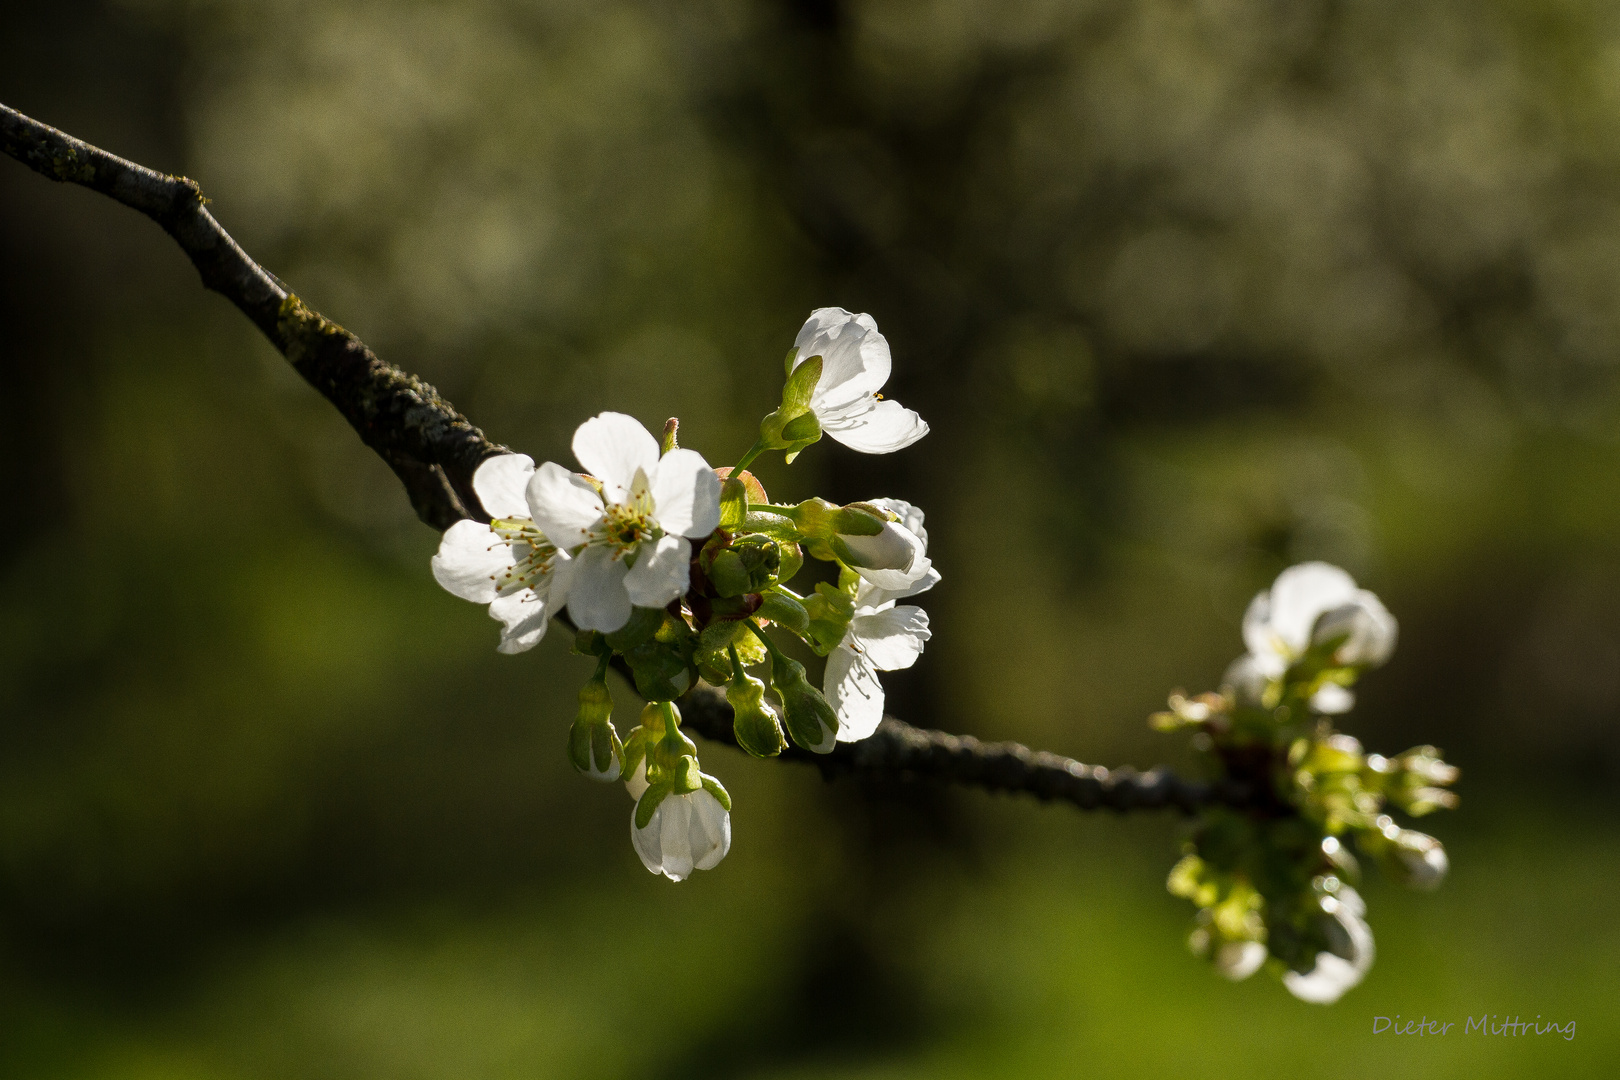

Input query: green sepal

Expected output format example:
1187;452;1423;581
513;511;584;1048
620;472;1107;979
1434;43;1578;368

780;353;823;415
718;477;749;531
701;773;733;812
783;346;799;378
780;410;822;444
671;754;703;794
573;629;608;656
568;713;623;778
634;783;673;830
776;541;803;583
802;582;856;654
741;510;802;540
758;589;810;635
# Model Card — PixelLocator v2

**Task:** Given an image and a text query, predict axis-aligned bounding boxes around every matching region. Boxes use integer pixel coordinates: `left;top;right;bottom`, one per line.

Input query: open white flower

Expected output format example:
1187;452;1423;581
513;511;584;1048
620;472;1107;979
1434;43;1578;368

430;453;573;653
1235;562;1397;714
526;412;722;633
824;499;938;741
1244;562;1397;674
1283;886;1376;1004
791;308;929;454
631;788;731;882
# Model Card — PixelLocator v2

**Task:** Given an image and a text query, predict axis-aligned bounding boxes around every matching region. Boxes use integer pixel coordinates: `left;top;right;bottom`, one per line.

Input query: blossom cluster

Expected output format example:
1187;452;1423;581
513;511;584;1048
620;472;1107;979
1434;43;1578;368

431;309;935;879
1152;563;1459;1003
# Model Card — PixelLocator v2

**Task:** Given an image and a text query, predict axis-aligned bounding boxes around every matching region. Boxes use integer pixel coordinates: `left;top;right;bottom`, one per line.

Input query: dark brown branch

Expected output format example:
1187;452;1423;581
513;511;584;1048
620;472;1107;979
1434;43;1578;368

677;684;1251;813
2;99;1244;814
1;101;498;529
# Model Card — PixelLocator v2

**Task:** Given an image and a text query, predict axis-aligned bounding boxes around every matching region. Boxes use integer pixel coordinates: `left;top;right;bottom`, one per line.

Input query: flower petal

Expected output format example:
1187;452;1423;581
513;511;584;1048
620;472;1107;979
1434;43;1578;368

840;520;922;574
624;759;649;801
657;795;696;882
488;589;550;654
471;453;536;520
527;462;604;549
565;545;633;632
1282;953;1362;1004
689;789;732;871
631;797;665;874
1266;562;1359;654
431;520;515;604
867;496;928;549
820;396;930;454
1310;683;1355;714
572;412;660;504
648;448;722;538
825;646;886;742
795;308;891;410
849;605;931;670
855;566;941;613
853;554;934;593
623;535;692;608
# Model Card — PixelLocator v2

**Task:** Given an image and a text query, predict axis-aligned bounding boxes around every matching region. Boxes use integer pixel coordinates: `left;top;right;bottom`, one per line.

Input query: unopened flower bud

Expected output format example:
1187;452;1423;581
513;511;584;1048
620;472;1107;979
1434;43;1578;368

1368;820;1449;890
631;769;732;882
758;588;810;634
1311;592;1398;668
728;647;786;758
705;534;782;598
770;653;840;753
568;675;622;781
836;515;922;576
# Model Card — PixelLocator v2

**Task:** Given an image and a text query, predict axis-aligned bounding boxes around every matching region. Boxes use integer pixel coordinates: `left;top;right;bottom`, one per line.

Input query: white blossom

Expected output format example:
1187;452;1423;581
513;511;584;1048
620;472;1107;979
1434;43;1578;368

1235;562;1397;714
1243;562;1397;674
1283;886;1376;1004
526;412;722;633
824;498;938;741
631;788;731;882
791;308;929;454
1214;941;1268;981
430;453;573;653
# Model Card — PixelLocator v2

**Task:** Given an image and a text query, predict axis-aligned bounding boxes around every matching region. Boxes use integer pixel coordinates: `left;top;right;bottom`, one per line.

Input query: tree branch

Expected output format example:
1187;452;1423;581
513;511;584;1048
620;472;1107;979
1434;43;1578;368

2;100;1249;814
1;101;497;530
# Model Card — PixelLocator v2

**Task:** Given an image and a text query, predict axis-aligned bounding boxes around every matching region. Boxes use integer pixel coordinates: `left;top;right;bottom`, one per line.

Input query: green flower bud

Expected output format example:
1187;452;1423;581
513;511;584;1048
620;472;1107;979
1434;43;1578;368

1363;817;1448;890
727;648;786;758
769;652;839;753
705;534;782;598
758;588;810;635
568;675;623;781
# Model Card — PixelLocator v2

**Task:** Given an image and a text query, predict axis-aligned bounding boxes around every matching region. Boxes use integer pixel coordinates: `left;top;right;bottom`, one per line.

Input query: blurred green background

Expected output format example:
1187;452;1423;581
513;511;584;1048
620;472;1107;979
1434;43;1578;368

2;0;1617;1076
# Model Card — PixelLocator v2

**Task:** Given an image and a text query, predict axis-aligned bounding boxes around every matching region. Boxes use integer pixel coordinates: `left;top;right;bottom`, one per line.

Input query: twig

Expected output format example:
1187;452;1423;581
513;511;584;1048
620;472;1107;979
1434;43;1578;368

1;101;499;529
1;100;1249;814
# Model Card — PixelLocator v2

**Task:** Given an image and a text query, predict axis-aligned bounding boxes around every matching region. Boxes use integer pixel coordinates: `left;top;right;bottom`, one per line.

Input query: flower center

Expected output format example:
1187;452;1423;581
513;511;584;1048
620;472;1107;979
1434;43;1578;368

489;517;560;594
590;500;659;555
